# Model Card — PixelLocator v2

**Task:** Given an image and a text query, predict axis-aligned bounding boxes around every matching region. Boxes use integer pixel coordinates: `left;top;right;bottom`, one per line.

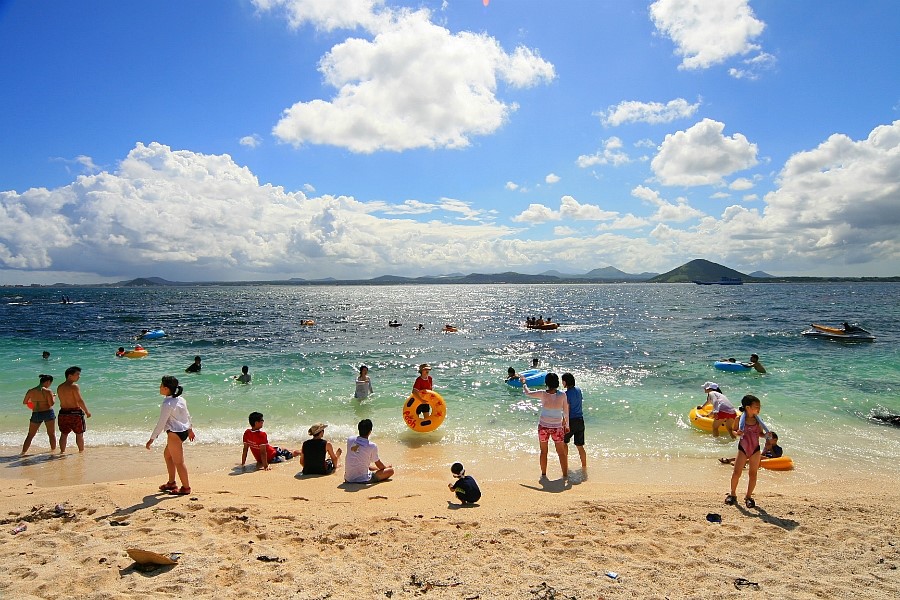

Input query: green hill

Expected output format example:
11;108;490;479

649;259;749;283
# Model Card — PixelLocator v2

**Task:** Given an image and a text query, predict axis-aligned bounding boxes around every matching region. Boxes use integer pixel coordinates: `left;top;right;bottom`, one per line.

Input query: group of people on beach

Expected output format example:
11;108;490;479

21;366;91;455
699;380;781;508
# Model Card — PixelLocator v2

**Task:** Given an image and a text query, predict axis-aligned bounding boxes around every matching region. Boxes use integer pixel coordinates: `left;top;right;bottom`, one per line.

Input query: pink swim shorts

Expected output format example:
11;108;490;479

538;425;565;443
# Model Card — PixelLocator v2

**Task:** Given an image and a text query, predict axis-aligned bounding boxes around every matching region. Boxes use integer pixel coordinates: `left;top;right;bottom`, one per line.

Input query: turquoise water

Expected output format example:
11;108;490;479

2;283;899;475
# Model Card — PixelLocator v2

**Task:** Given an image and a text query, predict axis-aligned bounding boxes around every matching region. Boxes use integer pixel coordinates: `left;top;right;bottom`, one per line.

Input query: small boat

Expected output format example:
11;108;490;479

443;325;458;333
526;322;559;330
693;277;743;285
801;323;875;342
388;321;402;327
300;320;316;326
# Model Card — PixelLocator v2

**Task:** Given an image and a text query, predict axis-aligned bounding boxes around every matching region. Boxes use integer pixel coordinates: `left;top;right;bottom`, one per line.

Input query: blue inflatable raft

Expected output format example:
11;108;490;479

713;361;751;372
138;329;166;340
506;369;548;388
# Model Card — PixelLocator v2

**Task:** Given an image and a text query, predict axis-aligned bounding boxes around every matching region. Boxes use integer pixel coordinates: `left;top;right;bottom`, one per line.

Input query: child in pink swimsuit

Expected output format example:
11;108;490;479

725;394;770;508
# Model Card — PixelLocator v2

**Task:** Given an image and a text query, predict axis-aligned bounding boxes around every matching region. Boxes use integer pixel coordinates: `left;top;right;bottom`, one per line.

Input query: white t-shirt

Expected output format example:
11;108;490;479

344;435;379;483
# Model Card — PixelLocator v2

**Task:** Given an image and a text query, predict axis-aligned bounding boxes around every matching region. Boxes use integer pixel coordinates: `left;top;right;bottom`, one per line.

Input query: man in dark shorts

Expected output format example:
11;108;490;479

57;366;91;453
561;373;587;474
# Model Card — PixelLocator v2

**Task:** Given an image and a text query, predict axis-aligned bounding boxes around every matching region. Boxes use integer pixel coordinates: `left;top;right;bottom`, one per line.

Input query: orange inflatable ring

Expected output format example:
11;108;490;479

402;390;446;433
123;349;149;359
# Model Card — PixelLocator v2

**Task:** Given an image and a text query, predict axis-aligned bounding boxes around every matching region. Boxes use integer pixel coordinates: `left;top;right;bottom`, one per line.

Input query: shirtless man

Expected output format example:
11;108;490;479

22;374;57;454
57;366;91;453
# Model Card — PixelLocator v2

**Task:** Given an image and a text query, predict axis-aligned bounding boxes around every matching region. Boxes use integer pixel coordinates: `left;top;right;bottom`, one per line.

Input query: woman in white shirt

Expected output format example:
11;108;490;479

146;375;195;495
521;372;569;480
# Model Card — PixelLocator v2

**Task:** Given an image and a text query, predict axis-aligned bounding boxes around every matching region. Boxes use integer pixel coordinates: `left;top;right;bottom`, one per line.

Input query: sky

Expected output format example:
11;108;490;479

0;0;898;284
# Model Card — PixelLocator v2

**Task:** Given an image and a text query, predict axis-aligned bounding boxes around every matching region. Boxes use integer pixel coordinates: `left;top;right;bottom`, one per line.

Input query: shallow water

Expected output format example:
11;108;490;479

2;283;899;478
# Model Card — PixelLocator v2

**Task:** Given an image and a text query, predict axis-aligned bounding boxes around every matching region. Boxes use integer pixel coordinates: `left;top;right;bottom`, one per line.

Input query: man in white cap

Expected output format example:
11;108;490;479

698;382;738;438
299;423;342;475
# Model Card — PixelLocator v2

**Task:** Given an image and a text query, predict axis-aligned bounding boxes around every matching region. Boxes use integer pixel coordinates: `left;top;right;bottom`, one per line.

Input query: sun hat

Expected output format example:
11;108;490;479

702;381;719;391
308;423;327;436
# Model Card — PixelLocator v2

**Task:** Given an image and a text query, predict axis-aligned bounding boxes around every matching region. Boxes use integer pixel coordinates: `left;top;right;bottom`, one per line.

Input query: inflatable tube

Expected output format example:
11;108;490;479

688;406;736;434
139;329;166;340
506;369;548;388
443;326;458;332
301;320;315;326
123;349;149;359
760;456;794;471
402;390;446;433
714;361;751;372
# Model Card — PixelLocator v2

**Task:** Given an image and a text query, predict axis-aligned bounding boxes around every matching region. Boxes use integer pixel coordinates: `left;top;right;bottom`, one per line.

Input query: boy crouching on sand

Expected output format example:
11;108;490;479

448;462;481;505
241;411;300;471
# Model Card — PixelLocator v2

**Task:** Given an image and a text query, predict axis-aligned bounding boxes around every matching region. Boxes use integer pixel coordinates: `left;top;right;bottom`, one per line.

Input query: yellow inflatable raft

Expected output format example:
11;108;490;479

123;349;149;359
402;390;446;433
688;405;734;434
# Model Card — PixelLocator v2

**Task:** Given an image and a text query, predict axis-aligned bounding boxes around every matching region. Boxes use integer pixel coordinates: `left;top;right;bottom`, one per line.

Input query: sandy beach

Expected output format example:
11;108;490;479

1;442;898;600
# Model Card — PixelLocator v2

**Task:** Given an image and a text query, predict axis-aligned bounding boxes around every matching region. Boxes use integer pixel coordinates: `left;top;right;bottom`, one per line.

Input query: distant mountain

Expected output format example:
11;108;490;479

649;259;749;283
750;271;774;278
582;266;658;281
539;267;658;281
119;277;177;287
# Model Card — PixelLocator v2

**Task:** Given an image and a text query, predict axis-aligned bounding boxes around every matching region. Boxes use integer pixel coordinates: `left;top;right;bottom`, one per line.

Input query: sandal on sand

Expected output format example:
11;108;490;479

745;497;756;508
158;481;177;492
170;486;192;496
734;577;759;590
724;494;737;505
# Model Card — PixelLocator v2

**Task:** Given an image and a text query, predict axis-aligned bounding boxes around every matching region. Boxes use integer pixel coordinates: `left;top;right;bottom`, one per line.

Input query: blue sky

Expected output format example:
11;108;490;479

1;0;898;283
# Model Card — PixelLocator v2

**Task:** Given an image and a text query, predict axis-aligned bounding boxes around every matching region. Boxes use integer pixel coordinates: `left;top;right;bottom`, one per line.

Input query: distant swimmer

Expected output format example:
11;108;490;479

185;355;202;373
116;347;126;357
42;351;50;360
235;365;251;384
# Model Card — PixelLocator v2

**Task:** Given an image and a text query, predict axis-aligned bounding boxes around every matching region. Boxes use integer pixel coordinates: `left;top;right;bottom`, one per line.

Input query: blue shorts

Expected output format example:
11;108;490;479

30;409;56;424
270;447;295;463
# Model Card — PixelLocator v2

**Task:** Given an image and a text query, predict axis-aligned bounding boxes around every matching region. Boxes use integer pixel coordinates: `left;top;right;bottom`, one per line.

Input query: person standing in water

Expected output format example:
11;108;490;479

521;372;569;480
21;374;57;454
57;366;91;453
561;372;587;474
355;365;373;399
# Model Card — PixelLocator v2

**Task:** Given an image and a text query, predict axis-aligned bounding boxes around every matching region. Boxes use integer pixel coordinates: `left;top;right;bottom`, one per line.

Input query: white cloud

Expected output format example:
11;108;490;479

631;185;705;222
258;2;555;153
597;214;649;231
240;134;263;148
576;137;630;168
545;173;560;184
729;177;753;191
710;191;731;199
649;0;766;71
505;181;519;191
512;203;559;223
303;183;316;193
600;98;700;126
652;118;758;186
728;51;776;80
553;225;577;236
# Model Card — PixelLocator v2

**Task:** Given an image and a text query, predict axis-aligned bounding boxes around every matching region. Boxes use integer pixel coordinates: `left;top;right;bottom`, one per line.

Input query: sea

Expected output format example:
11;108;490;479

2;282;899;480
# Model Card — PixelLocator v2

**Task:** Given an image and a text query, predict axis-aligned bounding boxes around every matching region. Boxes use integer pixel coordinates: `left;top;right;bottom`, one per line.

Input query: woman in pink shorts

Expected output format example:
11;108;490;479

521;372;569;480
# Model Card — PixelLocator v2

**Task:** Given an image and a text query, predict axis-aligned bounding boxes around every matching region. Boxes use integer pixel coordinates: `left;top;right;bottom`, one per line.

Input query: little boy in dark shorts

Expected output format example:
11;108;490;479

448;462;481;504
241;412;300;471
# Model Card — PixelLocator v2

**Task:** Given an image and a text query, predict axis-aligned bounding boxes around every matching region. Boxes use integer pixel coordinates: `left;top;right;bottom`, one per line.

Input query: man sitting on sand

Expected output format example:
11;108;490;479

57;366;91;453
300;423;342;475
344;419;394;483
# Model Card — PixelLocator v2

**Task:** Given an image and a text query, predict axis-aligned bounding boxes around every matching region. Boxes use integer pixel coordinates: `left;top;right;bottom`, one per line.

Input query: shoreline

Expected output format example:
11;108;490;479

2;443;898;600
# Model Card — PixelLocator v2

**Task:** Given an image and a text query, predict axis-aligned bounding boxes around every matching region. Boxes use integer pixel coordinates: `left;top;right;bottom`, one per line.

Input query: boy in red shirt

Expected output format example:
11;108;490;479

241;412;300;471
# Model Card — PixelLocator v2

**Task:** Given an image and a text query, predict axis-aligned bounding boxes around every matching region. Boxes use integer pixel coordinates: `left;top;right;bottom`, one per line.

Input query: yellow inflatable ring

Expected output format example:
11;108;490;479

760;456;794;471
123;349;149;359
402;390;446;433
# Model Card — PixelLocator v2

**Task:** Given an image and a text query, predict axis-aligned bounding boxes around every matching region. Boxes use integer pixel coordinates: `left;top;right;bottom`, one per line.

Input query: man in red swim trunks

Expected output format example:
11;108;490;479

57;366;92;453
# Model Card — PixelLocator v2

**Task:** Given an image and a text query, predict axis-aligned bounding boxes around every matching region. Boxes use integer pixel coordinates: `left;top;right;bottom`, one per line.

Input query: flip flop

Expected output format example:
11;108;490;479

745;497;756;508
724;494;737;505
733;577;759;590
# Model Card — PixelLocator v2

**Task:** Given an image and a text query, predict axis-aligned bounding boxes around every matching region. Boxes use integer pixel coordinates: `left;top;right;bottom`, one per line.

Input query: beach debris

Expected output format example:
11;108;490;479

605;571;619;580
1;503;74;525
109;520;130;526
733;577;760;590
706;513;722;523
126;548;180;567
528;582;575;599
257;555;286;563
11;523;27;535
407;573;462;593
